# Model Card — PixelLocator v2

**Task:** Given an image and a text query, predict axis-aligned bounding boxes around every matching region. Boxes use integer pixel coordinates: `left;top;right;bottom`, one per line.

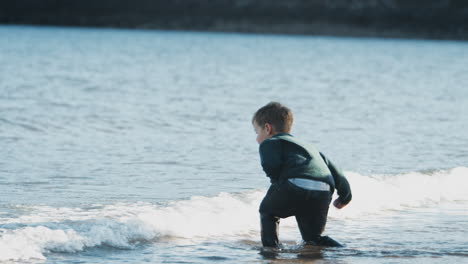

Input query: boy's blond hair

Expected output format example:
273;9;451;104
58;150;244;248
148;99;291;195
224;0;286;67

252;102;293;133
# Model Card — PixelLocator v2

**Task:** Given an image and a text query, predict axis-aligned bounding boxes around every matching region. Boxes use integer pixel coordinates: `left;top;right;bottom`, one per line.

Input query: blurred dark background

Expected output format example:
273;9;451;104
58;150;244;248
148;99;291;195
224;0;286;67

1;0;468;39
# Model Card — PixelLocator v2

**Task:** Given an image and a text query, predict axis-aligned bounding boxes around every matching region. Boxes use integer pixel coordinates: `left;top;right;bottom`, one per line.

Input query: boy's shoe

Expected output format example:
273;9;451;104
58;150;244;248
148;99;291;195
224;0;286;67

304;236;343;247
259;246;280;259
317;236;343;247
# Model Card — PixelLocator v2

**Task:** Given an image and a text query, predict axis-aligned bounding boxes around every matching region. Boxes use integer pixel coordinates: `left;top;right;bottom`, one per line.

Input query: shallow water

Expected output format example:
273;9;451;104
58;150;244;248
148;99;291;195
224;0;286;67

0;25;467;263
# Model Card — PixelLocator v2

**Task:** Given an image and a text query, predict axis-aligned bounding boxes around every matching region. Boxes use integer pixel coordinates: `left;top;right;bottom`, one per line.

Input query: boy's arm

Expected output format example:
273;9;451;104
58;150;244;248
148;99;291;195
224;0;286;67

259;139;283;182
320;152;352;205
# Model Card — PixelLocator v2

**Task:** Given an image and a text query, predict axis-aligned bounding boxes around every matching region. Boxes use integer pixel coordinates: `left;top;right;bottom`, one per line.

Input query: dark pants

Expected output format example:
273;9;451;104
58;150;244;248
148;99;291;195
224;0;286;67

259;181;332;247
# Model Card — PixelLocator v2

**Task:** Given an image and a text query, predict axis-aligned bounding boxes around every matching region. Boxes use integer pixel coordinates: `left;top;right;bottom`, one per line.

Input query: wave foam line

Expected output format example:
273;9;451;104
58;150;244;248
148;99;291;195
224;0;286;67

334;166;468;218
0;190;264;261
0;167;466;261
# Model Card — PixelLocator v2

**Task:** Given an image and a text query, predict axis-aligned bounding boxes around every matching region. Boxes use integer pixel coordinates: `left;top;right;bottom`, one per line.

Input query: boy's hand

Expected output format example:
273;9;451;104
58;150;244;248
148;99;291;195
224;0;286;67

333;198;347;209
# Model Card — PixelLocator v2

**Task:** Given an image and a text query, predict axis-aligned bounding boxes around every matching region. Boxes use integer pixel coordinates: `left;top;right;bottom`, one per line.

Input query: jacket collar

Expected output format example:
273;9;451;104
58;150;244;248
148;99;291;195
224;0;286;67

272;133;293;138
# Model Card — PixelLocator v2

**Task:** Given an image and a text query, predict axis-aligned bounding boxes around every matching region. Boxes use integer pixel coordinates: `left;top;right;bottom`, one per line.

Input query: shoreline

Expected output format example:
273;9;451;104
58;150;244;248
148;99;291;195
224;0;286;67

1;0;468;41
2;21;468;42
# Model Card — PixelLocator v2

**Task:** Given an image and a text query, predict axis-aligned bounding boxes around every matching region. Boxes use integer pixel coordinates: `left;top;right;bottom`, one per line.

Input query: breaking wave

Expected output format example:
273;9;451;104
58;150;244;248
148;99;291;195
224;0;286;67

1;167;466;261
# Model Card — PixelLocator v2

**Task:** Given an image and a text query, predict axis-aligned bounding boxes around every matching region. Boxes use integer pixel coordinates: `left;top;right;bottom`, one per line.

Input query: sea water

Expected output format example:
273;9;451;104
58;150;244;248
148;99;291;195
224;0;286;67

0;25;467;263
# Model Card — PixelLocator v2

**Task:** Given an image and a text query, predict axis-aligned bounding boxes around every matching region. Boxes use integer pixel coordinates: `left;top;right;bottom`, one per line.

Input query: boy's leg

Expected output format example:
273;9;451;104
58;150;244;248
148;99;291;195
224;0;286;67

260;213;280;247
295;190;331;243
259;183;296;247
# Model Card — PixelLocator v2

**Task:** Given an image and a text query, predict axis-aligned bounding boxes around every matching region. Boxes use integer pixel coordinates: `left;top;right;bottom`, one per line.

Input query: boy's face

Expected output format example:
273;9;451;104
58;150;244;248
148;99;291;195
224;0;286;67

253;121;272;144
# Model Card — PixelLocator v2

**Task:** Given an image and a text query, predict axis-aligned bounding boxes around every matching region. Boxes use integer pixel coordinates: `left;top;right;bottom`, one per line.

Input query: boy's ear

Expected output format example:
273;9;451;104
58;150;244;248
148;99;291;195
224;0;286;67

265;123;273;135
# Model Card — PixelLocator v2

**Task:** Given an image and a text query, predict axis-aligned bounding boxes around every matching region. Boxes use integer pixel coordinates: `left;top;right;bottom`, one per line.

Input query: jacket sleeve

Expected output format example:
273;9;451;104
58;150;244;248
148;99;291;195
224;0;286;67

259;139;283;182
320;152;352;205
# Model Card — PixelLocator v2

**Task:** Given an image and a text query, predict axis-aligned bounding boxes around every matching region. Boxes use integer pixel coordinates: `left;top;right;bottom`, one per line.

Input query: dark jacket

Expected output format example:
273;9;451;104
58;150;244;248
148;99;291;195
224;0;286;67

259;133;352;204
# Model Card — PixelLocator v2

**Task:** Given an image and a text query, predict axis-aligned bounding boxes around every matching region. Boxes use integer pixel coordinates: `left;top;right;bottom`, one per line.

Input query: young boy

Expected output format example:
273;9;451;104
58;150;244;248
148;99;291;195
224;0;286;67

252;102;352;248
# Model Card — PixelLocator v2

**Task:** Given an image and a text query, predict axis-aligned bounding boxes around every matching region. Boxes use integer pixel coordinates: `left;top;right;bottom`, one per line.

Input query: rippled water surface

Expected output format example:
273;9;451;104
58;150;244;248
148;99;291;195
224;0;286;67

0;25;467;263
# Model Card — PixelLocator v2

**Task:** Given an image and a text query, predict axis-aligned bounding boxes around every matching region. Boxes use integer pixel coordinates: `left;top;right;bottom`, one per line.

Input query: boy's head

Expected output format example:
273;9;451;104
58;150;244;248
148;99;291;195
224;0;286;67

252;102;293;144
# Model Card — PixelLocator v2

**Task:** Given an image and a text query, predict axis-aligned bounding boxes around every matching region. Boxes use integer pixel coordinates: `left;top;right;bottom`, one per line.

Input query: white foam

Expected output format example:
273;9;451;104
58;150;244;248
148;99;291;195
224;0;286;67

0;226;81;261
329;167;468;219
0;190;265;261
1;167;466;261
